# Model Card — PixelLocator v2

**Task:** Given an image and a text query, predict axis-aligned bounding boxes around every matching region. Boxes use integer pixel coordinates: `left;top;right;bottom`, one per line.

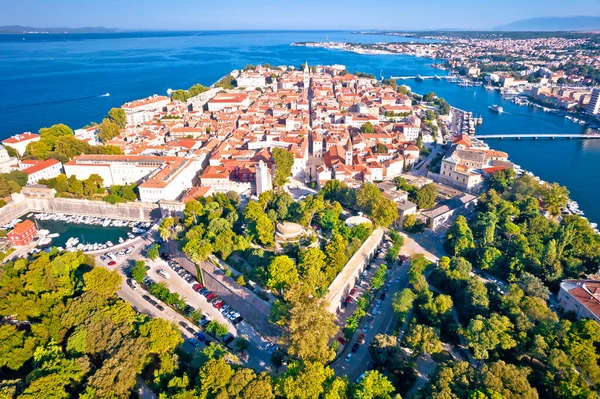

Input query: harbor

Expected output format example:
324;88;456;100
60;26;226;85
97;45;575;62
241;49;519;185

1;213;152;253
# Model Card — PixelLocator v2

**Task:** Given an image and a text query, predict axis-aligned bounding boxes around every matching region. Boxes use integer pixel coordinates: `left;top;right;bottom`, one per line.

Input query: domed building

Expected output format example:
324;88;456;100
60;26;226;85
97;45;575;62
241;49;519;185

345;216;372;228
275;221;305;241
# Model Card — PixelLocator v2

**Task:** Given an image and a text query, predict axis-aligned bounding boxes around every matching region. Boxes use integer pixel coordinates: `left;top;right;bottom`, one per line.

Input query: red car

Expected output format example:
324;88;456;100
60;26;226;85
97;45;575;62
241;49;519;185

192;283;203;291
108;260;116;266
337;337;347;345
345;296;353;304
357;333;365;344
206;293;216;301
350;288;357;296
214;301;225;309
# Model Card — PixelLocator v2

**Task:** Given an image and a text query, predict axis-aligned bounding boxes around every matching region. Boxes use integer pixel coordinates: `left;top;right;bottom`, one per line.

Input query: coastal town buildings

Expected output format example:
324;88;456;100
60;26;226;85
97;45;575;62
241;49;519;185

0;145;18;173
7;220;37;246
1;132;40;156
122;95;170;126
19;159;63;185
586;88;600;116
558;280;600;323
6;65;517;211
64;155;199;202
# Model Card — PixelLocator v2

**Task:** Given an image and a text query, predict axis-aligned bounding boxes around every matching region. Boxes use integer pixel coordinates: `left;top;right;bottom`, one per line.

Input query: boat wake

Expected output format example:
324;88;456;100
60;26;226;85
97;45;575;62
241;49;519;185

6;93;110;110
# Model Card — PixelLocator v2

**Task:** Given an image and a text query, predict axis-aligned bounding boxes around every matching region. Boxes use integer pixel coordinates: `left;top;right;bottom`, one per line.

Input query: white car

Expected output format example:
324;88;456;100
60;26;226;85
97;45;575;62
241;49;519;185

156;269;170;279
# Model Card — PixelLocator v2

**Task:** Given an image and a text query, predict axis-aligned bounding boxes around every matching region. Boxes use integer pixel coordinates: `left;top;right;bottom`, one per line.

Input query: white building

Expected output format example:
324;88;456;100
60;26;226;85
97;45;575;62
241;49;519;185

122;95;170;126
20;159;63;185
586;88;600;116
558;280;600;323
0;145;17;173
236;72;266;88
64;155;199;202
1;132;40;156
207;93;251;112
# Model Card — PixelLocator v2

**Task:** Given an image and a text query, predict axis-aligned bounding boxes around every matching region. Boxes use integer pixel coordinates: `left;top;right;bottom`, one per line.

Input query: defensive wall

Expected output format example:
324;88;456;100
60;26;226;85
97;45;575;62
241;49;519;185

326;227;385;313
0;197;163;226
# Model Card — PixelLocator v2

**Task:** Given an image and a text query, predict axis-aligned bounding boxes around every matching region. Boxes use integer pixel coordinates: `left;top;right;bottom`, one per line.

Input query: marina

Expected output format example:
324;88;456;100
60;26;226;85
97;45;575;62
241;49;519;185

1;213;152;252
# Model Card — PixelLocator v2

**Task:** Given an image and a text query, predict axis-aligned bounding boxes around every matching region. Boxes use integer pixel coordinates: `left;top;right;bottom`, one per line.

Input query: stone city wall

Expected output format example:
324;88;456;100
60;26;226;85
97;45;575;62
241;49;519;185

0;197;161;226
326;227;385;313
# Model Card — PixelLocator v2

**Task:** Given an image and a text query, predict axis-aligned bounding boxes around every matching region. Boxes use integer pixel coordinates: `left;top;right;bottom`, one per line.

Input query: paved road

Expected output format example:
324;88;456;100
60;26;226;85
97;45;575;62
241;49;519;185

146;258;272;371
331;232;441;382
95;234;271;371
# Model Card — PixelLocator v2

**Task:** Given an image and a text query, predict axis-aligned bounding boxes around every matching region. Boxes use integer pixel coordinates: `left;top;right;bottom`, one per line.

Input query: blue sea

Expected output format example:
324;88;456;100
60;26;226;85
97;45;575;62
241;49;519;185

1;30;598;223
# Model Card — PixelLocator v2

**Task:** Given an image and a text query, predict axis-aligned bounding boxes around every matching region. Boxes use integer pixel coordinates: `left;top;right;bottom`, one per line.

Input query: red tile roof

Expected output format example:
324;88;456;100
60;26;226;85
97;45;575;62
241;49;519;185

9;220;36;235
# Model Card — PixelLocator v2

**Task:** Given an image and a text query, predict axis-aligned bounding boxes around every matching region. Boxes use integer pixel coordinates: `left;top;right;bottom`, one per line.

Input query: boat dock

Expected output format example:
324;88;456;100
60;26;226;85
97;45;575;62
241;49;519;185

476;133;600;140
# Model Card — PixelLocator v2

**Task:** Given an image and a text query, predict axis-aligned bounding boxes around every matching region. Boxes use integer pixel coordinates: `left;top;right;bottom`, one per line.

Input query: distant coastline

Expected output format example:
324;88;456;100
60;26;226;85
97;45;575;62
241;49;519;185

0;25;123;34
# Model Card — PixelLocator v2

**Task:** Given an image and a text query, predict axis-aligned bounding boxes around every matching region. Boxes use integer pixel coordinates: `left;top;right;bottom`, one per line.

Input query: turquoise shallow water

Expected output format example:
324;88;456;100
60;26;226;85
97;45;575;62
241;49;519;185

26;216;131;249
1;30;598;222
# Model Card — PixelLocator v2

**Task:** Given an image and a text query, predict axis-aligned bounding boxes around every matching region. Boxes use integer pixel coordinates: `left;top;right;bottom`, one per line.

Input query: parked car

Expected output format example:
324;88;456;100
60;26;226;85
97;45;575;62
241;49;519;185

223;333;235;345
126;278;136;289
178;321;189;329
192;283;203;291
214;301;225;309
267;344;279;354
362;324;370;333
157;269;170;279
100;255;106;262
375;299;382;308
233;316;243;325
350;288;357;296
107;260;116;266
380;293;386;300
372;307;378;315
154;304;164;311
356;372;366;383
195;332;207;342
357;333;365;344
188;338;201;347
345;353;353;363
351;343;360;353
337;337;347;345
395;276;401;283
206;293;216;301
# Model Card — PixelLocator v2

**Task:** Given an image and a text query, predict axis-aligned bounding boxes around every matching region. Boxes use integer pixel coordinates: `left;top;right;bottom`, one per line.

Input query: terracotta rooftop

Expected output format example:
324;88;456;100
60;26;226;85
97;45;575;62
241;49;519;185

9;220;36;235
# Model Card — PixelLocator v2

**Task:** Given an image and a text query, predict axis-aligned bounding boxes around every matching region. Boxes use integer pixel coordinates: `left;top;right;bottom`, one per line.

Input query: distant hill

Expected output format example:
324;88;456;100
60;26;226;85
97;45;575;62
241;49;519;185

0;25;122;34
495;16;600;31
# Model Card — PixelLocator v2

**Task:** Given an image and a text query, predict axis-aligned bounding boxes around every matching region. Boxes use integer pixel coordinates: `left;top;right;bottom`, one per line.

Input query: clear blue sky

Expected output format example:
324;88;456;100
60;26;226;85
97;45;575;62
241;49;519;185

3;0;599;30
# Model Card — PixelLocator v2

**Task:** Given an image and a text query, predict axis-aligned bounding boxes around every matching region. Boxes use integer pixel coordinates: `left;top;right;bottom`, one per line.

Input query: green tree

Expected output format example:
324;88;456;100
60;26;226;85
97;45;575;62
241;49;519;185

444;215;475;256
233;336;250;353
83;268;121;297
543;182;569;217
361;122;375;134
272;147;294;188
267;256;299;292
199;358;234;397
139;318;183;355
392;289;415;316
107;107;127;128
354;370;395;399
205;320;229;337
147;243;159;260
131;260;146;283
411;184;437;210
462;313;516;362
403;324;443;357
97;120;121;142
285;286;337;363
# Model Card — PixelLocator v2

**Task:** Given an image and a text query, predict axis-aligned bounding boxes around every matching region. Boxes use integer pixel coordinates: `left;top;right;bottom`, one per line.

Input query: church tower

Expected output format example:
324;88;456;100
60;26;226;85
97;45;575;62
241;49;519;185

303;61;310;90
345;140;353;166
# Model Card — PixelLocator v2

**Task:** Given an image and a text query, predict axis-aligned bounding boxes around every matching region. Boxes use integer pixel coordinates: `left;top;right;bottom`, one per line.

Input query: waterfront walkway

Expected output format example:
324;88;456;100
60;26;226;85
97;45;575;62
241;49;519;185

476;133;600;140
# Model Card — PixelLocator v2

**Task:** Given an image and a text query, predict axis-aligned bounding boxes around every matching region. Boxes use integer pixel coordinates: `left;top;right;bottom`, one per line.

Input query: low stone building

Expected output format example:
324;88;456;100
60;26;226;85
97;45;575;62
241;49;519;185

558;280;600;323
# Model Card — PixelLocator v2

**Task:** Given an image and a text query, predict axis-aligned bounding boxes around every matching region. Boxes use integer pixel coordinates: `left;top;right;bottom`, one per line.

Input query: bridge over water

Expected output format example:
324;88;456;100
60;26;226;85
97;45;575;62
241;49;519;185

390;75;452;80
475;134;600;140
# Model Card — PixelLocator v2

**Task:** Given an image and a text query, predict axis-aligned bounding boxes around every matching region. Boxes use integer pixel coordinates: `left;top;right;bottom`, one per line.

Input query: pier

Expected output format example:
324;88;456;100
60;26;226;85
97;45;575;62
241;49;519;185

475;134;600;140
